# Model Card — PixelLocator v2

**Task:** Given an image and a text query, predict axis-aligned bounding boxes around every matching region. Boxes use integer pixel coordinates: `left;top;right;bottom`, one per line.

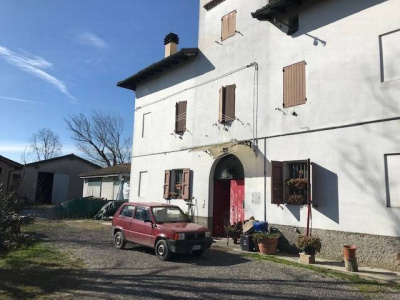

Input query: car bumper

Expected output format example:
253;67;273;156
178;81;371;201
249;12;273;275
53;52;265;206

168;238;213;253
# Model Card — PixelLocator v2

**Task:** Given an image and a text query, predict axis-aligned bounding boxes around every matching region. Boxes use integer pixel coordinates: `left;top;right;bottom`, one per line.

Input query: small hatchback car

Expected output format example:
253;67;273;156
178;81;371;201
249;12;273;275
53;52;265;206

111;202;213;261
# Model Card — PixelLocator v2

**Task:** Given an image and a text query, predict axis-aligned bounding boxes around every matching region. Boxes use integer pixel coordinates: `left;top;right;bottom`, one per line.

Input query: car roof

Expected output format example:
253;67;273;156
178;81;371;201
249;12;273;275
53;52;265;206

121;202;178;208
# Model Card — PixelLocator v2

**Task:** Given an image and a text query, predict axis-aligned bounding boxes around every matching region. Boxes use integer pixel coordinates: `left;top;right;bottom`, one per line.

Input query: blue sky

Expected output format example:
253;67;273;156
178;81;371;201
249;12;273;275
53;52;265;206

0;0;199;162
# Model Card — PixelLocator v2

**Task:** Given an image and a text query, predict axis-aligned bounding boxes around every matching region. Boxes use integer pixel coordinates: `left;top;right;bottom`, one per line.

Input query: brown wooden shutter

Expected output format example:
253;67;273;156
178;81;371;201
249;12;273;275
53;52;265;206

163;170;171;199
283;61;306;108
225;84;236;121
221;11;236;40
182;168;190;200
307;158;311;206
175;101;187;133
271;161;284;204
219;87;225;123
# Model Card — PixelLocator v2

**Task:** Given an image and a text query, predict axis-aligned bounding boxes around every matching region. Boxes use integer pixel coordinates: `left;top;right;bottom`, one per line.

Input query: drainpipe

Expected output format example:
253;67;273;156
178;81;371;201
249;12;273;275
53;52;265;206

263;138;267;222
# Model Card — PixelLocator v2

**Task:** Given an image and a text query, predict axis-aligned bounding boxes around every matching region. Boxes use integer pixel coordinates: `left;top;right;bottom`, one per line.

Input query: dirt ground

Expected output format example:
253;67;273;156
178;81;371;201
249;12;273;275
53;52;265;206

0;220;398;300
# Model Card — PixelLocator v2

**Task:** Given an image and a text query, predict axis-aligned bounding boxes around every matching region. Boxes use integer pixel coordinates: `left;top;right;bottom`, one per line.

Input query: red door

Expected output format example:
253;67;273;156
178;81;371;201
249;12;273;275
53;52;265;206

213;180;230;237
230;180;245;224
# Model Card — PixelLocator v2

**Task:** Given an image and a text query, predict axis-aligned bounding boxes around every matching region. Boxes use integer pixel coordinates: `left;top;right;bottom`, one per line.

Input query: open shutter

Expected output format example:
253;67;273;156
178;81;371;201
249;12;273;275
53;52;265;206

221;11;236;40
283;61;306;108
307;158;313;206
182;168;191;200
219;87;225;123
225;84;236;122
163;170;171;199
271;161;284;204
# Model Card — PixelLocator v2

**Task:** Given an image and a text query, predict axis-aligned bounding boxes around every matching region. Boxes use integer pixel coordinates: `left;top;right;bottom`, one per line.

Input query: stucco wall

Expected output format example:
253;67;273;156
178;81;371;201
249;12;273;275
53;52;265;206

129;0;400;253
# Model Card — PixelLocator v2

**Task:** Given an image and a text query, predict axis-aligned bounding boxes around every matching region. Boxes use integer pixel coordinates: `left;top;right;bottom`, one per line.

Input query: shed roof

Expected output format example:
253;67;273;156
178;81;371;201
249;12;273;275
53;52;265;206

79;163;131;178
0;155;23;168
25;154;101;169
116;48;199;91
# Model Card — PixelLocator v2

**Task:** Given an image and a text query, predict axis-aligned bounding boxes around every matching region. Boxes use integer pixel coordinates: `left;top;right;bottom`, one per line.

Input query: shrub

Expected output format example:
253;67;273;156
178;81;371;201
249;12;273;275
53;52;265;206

0;188;34;254
252;231;280;244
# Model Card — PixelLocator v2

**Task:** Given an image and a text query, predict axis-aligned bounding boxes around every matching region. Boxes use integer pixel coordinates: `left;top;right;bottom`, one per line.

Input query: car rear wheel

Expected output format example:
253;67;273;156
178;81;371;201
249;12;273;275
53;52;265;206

192;250;205;256
114;231;126;249
155;240;171;261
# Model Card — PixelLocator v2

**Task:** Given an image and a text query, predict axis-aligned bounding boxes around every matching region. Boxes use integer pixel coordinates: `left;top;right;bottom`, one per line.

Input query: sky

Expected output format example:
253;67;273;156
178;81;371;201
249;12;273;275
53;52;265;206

0;0;199;162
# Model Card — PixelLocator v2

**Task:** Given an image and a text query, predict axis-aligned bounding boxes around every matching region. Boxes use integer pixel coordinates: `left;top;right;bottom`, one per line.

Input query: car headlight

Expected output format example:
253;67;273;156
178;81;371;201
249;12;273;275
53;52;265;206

174;233;185;240
205;231;211;238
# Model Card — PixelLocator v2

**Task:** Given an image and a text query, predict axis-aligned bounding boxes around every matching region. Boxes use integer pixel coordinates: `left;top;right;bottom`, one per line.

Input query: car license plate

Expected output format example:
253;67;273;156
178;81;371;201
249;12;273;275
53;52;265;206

192;245;201;250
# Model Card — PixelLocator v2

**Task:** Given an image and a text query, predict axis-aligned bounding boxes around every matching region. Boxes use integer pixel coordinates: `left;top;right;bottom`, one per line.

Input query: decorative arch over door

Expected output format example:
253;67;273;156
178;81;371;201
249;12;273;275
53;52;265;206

214;154;244;180
213;155;245;236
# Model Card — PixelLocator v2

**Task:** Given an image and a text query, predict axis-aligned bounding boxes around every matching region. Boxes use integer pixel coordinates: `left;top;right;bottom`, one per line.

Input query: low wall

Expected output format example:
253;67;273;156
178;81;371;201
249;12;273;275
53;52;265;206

270;224;400;272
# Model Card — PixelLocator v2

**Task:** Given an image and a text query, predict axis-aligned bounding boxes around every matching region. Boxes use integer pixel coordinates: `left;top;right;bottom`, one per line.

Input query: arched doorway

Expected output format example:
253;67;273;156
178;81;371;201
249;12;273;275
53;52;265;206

212;154;245;236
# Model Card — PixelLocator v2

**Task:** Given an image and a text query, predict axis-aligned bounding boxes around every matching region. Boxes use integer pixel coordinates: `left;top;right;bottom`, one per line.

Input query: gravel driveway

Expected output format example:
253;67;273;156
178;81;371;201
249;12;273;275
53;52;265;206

33;221;398;300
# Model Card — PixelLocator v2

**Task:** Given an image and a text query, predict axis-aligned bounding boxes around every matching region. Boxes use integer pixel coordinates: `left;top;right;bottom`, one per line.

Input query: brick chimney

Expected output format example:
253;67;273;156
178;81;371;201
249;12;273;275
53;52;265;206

164;33;179;57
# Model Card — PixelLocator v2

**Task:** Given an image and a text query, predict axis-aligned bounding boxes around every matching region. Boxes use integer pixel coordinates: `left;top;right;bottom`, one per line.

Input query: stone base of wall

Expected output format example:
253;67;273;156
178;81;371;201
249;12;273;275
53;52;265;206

269;224;400;272
193;216;212;229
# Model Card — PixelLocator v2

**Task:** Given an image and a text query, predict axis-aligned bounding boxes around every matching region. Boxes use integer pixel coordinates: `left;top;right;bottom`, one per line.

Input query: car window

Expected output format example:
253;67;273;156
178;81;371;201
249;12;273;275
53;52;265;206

120;205;134;218
152;206;188;223
134;207;151;221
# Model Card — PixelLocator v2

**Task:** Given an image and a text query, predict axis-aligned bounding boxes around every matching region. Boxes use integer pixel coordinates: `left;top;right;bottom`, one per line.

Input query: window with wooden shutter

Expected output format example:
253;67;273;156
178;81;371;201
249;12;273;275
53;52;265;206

163;169;191;200
221;10;237;41
219;84;236;123
163;170;171;199
182;168;191;200
175;101;187;134
283;61;306;108
271;161;284;204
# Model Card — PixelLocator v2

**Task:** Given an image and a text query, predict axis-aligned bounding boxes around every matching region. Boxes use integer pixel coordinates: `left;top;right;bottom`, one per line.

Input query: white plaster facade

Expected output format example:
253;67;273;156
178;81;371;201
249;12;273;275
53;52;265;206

124;0;400;240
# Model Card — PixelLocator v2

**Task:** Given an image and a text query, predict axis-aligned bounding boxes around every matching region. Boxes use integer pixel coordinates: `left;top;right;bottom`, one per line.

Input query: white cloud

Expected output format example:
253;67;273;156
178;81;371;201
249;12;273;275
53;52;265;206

0;96;39;104
0;46;76;102
77;32;109;50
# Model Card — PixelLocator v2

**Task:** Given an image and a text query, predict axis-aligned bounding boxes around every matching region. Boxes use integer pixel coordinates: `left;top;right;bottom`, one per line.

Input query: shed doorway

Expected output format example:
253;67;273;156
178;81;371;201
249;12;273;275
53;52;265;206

36;172;54;204
212;155;245;237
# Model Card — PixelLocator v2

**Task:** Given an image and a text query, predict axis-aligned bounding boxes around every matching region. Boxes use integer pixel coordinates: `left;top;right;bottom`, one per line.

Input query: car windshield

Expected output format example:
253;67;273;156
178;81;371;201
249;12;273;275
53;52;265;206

152;206;189;223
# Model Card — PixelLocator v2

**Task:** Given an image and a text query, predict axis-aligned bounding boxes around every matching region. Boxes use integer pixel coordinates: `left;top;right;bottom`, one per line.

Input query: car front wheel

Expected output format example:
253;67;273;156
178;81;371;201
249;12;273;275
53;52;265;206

155;240;171;261
114;231;126;249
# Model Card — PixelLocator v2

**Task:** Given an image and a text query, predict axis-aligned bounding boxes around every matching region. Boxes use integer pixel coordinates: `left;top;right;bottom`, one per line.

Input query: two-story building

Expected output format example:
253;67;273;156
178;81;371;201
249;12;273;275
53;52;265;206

118;0;400;271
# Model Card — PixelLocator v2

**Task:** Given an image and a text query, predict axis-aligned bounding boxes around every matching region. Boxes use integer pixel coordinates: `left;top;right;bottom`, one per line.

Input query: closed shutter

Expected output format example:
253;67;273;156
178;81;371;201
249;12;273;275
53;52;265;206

221;11;236;40
219;87;225;123
182;168;191;200
175;101;187;133
225;84;236;122
163;170;171;199
271;161;284;204
283;61;306;108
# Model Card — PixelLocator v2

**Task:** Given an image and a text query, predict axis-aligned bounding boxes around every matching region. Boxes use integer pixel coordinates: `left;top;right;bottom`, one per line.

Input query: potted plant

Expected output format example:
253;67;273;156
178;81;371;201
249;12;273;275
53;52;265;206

252;232;280;255
224;222;243;244
296;235;321;264
287;194;304;205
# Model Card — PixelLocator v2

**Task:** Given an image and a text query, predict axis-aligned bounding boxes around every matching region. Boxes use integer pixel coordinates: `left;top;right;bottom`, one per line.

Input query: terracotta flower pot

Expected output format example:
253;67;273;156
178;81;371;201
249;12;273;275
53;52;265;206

343;245;357;260
258;237;279;255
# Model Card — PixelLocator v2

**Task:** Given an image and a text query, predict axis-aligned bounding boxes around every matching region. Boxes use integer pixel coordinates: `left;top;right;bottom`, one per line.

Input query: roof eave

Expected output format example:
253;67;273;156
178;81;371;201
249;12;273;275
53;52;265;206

116;48;199;92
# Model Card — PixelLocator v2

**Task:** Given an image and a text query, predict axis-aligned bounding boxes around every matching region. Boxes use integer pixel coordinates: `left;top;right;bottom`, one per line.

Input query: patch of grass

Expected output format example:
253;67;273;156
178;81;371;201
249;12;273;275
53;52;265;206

64;220;109;231
0;243;84;299
242;253;399;295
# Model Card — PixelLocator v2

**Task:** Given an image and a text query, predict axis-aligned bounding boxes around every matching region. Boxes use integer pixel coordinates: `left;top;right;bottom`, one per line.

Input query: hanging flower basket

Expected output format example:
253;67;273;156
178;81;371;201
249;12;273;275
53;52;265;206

287;194;305;205
286;178;308;190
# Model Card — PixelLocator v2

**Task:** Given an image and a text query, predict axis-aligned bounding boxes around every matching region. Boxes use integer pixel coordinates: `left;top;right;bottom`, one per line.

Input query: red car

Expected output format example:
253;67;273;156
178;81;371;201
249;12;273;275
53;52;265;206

111;202;213;261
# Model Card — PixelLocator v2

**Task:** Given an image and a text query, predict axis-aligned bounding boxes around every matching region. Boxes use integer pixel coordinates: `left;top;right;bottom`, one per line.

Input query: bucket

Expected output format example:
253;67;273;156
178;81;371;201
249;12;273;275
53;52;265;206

343;245;357;260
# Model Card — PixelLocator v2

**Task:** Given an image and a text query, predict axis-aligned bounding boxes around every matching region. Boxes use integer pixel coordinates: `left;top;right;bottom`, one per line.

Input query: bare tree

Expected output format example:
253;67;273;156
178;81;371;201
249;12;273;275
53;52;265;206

30;128;62;161
64;110;131;167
